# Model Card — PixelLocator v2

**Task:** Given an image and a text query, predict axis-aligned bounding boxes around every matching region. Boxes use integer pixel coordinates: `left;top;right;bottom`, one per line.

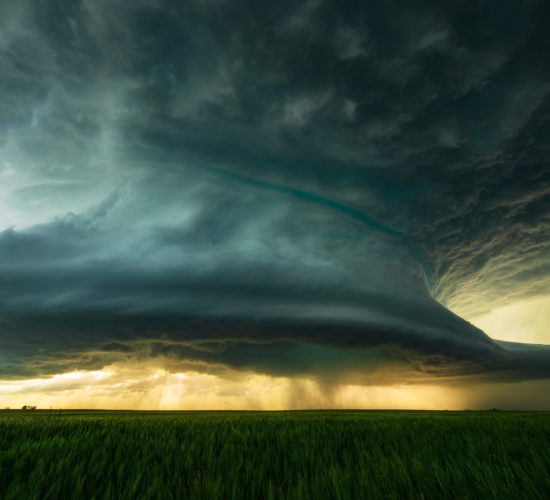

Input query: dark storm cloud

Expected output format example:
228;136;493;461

2;309;550;384
1;0;550;382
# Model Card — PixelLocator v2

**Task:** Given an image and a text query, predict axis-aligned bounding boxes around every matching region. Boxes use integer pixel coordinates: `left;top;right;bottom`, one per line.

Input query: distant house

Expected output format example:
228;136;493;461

21;405;37;410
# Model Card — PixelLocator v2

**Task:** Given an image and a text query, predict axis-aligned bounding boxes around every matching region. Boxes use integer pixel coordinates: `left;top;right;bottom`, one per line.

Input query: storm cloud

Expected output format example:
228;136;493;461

1;0;550;393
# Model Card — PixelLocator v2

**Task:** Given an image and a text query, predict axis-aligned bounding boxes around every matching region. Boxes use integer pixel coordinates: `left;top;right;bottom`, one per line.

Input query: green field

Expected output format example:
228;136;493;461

1;410;549;499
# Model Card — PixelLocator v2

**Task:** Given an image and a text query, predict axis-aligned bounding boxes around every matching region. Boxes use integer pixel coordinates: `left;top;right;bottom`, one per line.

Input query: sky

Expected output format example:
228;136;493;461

1;0;550;410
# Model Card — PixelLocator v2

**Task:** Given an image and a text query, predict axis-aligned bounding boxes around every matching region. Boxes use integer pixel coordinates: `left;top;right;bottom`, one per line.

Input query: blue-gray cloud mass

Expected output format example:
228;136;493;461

1;0;549;384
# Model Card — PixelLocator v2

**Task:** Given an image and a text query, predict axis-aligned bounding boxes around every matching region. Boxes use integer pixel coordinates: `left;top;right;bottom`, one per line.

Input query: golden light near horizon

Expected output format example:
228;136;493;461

2;360;550;411
0;361;465;411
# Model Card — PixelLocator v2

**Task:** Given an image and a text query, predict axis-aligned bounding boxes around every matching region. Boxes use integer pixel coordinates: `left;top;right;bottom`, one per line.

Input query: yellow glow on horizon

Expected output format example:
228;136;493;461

471;294;550;345
0;362;474;410
3;360;550;411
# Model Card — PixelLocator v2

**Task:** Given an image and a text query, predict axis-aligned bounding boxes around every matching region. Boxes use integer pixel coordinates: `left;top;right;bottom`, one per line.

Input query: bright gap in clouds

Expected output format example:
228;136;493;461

471;295;550;345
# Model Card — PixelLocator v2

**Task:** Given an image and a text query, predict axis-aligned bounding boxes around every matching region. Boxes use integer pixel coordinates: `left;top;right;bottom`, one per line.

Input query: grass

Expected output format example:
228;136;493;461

0;410;549;499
